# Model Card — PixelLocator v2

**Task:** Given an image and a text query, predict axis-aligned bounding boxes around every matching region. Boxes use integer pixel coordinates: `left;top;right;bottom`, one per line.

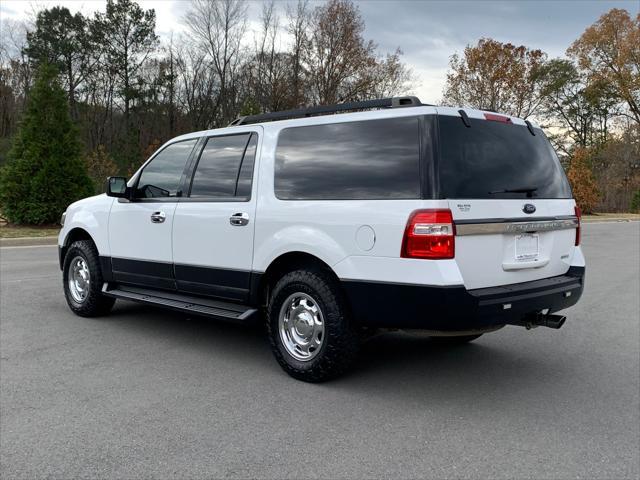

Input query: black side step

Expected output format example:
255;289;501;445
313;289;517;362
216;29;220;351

102;284;258;322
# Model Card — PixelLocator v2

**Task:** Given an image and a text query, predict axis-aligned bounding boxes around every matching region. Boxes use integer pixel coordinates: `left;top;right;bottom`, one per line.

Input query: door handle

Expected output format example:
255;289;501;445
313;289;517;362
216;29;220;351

230;212;249;226
150;211;166;223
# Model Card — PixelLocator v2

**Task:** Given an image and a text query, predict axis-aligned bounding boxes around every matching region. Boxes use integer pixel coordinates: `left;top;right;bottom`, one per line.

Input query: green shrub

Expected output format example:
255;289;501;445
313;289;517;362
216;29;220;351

631;190;640;213
0;64;93;224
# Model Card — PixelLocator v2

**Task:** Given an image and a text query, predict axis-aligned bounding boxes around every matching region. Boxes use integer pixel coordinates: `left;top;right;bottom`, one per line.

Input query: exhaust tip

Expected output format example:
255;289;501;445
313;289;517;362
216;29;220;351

534;313;566;329
519;313;567;330
544;314;566;329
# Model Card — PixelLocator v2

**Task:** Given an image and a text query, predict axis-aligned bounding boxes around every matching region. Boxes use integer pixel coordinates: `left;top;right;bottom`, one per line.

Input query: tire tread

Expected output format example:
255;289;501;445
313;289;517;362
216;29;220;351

266;267;359;382
63;240;115;317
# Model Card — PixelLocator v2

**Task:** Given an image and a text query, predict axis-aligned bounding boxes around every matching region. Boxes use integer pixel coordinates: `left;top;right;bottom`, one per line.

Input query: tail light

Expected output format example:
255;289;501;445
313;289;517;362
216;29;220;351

574;205;581;246
401;209;455;259
484;113;512;123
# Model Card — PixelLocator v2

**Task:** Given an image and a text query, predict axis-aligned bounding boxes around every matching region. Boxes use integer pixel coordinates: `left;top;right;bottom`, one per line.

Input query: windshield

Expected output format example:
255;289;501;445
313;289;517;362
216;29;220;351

437;115;572;199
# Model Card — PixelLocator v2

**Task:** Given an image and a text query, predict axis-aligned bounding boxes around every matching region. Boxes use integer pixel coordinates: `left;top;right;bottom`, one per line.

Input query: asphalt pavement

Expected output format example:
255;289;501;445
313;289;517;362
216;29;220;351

1;222;639;479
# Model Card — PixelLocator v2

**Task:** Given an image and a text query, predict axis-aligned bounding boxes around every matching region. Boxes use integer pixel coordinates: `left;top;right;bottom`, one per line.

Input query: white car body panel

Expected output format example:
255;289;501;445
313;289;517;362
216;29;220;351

108;200;177;264
59;194;114;255
172;200;256;272
449;198;579;289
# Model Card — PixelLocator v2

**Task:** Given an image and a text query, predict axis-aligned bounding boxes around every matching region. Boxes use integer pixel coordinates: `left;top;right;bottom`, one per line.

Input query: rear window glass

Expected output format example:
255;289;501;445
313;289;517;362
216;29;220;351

275;117;421;200
438;116;571;199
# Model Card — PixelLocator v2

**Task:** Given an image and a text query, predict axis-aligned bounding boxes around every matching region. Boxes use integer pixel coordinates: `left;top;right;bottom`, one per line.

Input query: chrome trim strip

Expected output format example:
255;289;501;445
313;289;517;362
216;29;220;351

454;215;576;225
455;217;579;236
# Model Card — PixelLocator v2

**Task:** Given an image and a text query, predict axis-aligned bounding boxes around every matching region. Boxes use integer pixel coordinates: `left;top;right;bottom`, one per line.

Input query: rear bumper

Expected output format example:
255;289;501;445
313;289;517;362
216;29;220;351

342;266;585;330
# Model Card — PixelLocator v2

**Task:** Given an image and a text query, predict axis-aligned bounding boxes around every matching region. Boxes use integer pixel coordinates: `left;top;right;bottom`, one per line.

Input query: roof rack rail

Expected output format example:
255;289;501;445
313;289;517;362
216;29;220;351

228;96;426;126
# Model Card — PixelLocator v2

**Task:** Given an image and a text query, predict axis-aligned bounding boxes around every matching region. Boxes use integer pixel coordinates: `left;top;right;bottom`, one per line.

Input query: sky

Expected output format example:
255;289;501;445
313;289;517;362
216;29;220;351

1;0;638;103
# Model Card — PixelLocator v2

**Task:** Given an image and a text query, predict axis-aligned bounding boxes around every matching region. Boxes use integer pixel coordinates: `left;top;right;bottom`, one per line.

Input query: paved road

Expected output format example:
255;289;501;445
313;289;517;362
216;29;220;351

1;223;638;479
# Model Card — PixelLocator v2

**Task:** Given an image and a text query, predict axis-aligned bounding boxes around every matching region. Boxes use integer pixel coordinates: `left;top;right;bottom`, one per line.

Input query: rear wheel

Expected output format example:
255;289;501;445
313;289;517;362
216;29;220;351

266;268;359;382
429;334;482;345
63;240;115;317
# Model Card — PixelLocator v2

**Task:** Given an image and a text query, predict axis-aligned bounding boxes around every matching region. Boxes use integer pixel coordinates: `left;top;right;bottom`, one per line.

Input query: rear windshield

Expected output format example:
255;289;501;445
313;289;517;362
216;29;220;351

438;115;572;199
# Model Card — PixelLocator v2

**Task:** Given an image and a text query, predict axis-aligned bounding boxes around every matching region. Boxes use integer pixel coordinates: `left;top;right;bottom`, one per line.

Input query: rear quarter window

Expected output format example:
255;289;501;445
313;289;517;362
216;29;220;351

438;116;572;199
274;117;421;200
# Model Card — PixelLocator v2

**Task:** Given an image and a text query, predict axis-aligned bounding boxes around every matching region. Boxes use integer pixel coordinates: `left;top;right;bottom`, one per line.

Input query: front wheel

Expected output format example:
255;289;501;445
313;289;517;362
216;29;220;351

63;240;115;317
266;268;359;382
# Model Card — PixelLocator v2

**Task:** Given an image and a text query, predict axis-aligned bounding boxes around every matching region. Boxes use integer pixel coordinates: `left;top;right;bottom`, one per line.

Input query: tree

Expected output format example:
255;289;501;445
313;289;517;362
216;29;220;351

0;18;32;148
175;43;218;131
368;49;413;99
25;7;96;118
588;124;640;212
568;9;640;124
442;38;547;118
242;1;297;113
85;145;118;193
303;0;411;105
184;0;248;126
0;64;93;224
538;58;619;152
305;0;371;104
95;0;158;127
566;147;600;213
286;0;310;108
162;36;179;137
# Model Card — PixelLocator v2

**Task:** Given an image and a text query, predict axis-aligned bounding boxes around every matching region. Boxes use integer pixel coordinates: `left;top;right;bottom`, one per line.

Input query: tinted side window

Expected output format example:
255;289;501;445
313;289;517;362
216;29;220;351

136;139;197;198
236;133;258;198
190;134;253;198
275;117;421;200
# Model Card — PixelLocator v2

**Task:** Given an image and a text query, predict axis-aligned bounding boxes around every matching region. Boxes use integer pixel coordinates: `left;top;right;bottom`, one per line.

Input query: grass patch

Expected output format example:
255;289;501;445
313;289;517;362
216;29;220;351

0;224;60;238
583;213;640;222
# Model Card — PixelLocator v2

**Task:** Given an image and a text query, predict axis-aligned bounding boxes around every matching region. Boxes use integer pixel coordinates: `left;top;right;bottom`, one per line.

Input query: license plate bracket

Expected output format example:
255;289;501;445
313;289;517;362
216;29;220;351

515;233;539;260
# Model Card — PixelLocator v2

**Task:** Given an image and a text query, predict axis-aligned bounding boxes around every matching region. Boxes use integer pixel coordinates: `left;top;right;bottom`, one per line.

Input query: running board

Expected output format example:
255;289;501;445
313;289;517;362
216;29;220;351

102;284;258;322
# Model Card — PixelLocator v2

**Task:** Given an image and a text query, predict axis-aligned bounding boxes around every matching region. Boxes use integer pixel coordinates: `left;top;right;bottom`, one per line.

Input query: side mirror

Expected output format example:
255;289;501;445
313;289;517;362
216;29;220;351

106;176;129;198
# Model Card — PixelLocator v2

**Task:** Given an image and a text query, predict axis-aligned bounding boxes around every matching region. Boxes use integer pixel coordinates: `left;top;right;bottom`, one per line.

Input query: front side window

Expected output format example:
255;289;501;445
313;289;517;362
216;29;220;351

135;139;197;198
189;133;257;198
274;117;421;200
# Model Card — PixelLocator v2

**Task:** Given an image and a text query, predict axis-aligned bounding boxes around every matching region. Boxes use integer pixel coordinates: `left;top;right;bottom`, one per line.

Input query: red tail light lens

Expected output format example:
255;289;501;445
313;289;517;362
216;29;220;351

574;205;581;246
484;113;512;123
401;209;455;259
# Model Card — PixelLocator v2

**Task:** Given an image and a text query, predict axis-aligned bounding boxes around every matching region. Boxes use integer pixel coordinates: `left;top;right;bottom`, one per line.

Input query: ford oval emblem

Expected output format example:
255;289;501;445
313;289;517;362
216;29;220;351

523;204;536;214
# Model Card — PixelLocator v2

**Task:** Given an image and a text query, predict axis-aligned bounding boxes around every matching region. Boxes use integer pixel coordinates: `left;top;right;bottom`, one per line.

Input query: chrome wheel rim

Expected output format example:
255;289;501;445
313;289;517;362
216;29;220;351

68;256;90;303
278;292;325;361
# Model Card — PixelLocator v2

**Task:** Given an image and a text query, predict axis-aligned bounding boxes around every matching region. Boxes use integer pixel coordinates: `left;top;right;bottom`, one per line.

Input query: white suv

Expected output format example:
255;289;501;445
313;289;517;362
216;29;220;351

58;97;586;382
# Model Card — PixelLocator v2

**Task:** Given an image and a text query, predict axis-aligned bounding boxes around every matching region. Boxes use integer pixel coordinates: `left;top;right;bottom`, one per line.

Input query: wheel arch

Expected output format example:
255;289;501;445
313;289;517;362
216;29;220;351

254;251;342;307
59;228;96;269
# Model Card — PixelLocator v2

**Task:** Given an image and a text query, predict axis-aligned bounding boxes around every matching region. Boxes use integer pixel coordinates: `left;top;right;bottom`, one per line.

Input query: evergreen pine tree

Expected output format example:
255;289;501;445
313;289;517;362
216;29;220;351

0;63;94;224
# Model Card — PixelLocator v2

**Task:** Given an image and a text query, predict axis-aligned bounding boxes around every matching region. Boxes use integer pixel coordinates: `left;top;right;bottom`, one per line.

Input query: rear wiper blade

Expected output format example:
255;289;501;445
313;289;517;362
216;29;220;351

489;186;538;197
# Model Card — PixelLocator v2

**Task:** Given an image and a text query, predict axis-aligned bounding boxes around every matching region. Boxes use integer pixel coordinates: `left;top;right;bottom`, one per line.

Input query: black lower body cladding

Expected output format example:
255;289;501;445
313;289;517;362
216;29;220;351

341;267;585;330
73;251;585;331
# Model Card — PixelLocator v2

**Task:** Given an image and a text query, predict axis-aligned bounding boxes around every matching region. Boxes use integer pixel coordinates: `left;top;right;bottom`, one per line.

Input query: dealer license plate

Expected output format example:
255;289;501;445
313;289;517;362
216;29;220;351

515;234;539;260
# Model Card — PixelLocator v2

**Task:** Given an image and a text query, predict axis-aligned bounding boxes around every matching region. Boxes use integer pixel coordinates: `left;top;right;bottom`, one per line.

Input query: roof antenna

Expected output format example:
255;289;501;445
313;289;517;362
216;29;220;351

525;120;536;136
458;109;471;128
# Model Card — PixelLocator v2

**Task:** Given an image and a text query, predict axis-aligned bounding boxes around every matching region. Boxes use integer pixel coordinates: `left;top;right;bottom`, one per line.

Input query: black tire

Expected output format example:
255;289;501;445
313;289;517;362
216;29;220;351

429;334;482;345
266;268;359;382
62;240;115;317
